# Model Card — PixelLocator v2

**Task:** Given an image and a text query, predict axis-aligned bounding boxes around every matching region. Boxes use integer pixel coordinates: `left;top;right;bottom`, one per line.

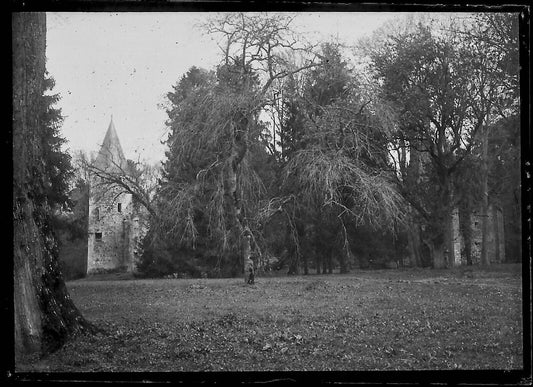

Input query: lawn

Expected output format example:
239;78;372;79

20;264;523;372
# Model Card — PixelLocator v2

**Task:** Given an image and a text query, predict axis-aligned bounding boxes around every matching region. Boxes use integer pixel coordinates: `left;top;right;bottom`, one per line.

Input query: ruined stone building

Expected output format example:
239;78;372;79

87;118;147;275
405;145;506;268
452;205;506;266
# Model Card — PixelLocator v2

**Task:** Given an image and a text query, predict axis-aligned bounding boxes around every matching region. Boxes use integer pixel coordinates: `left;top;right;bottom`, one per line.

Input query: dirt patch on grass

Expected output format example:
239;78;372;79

19;264;523;372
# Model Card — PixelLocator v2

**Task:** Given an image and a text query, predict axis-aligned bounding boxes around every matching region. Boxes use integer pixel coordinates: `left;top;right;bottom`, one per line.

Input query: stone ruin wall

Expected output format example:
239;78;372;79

87;184;135;275
452;205;505;266
125;207;149;273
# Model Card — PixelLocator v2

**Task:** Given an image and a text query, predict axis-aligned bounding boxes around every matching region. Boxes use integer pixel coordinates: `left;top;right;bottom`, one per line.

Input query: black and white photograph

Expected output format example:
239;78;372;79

10;3;530;383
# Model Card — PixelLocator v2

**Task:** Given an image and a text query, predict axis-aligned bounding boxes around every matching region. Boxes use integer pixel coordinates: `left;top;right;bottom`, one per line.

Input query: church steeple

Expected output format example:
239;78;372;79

94;116;126;171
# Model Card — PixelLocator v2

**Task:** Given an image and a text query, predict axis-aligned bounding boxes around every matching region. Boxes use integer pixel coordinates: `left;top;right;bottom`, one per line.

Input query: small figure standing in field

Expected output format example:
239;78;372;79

247;267;255;285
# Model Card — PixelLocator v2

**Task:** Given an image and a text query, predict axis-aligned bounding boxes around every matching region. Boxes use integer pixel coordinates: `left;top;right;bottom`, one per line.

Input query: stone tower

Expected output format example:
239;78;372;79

87;117;142;275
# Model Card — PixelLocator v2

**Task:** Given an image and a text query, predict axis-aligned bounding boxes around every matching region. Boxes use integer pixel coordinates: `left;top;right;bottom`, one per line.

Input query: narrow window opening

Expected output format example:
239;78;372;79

118;203;122;213
95;207;100;221
95;232;103;241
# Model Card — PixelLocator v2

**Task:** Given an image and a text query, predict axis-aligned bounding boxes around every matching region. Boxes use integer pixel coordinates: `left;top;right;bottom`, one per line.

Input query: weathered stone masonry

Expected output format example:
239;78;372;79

452;204;505;266
87;118;146;275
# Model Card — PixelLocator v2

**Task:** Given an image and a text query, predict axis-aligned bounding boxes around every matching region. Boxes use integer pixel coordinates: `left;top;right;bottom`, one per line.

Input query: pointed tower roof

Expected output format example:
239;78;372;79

94;116;127;172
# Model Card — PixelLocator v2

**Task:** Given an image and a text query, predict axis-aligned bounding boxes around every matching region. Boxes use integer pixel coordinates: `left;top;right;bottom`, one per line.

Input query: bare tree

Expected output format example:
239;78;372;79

362;15;516;268
460;13;520;266
256;41;406;274
162;13;323;282
83;151;160;220
70;150;95;186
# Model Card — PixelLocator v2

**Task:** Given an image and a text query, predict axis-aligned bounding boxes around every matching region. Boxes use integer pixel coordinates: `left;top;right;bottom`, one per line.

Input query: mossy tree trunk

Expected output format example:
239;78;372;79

13;12;94;364
225;110;254;283
429;166;454;269
461;208;473;266
459;197;474;266
405;141;424;268
480;126;491;266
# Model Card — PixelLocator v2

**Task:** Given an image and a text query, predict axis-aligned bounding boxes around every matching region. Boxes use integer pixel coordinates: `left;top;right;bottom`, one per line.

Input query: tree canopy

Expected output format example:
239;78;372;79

71;12;522;277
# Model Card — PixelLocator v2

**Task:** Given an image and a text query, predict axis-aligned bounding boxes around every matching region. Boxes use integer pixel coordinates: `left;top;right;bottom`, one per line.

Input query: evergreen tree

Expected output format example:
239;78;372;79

40;74;73;211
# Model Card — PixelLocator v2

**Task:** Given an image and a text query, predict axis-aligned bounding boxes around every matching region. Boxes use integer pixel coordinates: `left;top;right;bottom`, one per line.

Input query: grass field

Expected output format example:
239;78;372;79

22;264;523;372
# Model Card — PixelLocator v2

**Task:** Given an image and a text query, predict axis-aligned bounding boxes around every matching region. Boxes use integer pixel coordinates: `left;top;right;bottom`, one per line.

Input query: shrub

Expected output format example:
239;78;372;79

137;230;240;278
57;235;87;281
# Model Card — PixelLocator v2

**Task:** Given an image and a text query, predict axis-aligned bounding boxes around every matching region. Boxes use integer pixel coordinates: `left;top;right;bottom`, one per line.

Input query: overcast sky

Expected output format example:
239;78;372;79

46;12;400;164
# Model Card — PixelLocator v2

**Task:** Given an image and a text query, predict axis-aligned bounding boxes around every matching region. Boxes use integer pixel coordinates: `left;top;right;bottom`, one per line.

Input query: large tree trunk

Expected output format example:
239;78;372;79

286;221;300;275
13;12;94;364
243;234;253;283
443;202;455;268
424;235;446;269
460;205;473;266
436;168;455;269
432;243;446;269
493;206;501;263
338;221;349;274
226;111;254;282
407;221;423;267
405;140;423;267
302;252;309;275
480;126;491;266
